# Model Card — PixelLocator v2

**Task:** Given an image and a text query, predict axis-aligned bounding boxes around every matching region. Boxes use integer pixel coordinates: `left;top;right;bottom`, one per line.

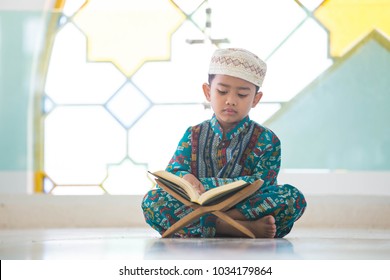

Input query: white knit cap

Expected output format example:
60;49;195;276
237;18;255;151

208;48;267;87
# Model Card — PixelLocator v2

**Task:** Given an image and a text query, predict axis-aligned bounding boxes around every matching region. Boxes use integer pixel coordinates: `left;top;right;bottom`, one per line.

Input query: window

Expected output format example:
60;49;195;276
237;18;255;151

35;0;390;194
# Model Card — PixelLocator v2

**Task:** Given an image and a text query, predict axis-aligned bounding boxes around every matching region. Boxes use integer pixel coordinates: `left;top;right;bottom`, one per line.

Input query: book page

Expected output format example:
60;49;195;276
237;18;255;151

150;170;257;206
151;170;199;201
197;180;250;205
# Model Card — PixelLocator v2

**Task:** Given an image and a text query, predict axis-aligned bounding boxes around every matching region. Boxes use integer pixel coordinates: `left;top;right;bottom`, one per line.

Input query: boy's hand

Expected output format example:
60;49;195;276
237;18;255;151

183;174;206;195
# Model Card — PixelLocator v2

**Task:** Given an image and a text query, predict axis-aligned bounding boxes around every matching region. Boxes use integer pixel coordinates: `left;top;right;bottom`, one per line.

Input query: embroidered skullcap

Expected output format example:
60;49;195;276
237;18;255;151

208;48;267;87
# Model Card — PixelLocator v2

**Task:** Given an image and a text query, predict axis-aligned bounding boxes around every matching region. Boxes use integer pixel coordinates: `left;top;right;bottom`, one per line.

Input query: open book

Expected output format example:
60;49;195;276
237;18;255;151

149;170;254;206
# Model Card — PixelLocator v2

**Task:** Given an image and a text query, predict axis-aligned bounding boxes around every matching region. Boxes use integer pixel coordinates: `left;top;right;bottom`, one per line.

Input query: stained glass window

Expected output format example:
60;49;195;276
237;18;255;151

35;0;390;194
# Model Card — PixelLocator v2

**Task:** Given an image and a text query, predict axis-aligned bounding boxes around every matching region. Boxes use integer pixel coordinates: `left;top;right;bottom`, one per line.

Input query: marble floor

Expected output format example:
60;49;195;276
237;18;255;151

1;227;390;260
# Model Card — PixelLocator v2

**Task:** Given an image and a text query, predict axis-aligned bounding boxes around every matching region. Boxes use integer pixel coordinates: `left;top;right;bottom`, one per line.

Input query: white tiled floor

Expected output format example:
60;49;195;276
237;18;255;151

1;227;390;260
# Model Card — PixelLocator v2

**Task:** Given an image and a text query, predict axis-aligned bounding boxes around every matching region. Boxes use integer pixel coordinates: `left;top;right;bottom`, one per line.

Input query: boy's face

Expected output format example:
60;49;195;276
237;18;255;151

203;74;262;132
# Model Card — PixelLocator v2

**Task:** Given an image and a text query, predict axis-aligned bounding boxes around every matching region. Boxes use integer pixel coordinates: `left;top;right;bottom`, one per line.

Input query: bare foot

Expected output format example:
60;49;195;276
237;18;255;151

216;215;276;238
246;215;276;238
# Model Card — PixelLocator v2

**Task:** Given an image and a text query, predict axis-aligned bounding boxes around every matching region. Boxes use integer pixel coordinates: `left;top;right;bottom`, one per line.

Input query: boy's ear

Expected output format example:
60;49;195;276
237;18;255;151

252;91;263;108
202;83;211;102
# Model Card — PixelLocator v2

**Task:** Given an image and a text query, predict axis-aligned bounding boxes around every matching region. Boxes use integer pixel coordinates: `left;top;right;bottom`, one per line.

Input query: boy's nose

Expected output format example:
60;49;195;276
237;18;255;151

225;97;236;106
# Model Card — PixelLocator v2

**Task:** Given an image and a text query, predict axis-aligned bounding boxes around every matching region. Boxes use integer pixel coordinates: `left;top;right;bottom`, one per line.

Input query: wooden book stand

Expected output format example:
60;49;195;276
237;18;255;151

156;179;263;238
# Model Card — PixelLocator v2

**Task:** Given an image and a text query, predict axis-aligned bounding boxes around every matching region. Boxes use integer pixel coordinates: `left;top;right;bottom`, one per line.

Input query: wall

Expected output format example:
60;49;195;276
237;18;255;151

266;33;390;171
0;1;49;193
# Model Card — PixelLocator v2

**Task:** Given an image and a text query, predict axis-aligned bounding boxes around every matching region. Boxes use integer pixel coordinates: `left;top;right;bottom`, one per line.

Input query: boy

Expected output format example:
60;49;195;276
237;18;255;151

142;48;306;238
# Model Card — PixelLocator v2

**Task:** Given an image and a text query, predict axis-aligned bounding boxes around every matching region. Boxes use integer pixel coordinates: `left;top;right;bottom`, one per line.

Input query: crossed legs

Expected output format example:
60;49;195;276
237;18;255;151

142;183;306;238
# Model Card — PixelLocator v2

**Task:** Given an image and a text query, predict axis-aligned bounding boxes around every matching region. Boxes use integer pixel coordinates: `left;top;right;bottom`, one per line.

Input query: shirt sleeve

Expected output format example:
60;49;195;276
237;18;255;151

165;127;193;178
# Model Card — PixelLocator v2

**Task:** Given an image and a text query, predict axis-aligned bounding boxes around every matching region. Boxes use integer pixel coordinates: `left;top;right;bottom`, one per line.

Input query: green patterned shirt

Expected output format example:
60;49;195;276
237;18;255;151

166;114;281;191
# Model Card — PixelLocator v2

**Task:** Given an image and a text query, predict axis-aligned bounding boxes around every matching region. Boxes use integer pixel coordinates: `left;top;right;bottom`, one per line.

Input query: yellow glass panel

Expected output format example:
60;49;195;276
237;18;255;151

45;23;126;104
73;0;186;76
315;0;390;57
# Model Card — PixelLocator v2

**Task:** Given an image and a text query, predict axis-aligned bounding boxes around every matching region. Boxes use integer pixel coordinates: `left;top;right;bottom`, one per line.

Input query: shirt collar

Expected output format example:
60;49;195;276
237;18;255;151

210;114;250;140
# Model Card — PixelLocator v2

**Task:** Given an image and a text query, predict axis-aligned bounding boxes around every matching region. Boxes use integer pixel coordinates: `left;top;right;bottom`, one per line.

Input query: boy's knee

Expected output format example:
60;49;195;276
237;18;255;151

141;188;162;218
285;184;306;206
142;188;164;204
284;184;307;222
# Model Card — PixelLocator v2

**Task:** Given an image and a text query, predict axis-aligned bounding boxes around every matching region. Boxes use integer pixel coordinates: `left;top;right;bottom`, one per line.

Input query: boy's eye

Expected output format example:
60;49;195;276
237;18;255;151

217;89;228;94
238;94;248;98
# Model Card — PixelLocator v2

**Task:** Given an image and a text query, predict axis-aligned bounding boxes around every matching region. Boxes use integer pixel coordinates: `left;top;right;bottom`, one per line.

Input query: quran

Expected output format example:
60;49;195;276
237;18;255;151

149;170;253;206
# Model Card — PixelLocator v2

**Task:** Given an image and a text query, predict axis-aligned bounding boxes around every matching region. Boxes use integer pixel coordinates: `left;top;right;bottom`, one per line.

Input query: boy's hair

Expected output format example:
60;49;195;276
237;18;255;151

208;74;260;93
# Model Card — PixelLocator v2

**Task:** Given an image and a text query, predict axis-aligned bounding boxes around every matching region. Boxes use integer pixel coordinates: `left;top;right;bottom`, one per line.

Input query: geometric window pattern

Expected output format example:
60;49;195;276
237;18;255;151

35;0;390;194
314;0;390;57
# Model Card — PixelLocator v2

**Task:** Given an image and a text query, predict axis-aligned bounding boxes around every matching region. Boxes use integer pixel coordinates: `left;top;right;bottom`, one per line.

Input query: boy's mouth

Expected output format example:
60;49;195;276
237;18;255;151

223;108;237;115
